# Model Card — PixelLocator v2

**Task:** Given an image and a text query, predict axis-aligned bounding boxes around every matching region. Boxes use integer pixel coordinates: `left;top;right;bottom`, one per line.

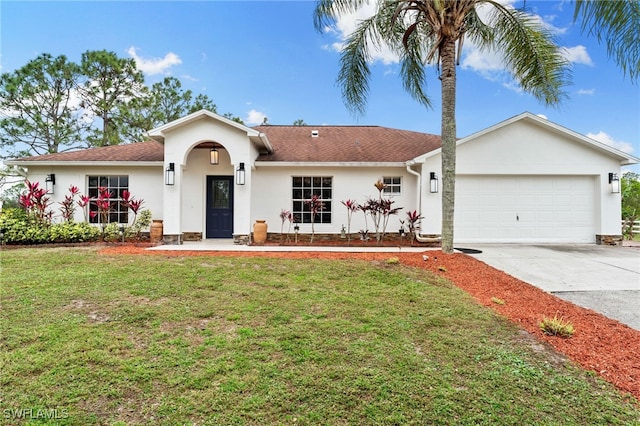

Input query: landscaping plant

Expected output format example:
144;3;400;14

0;178;149;244
18;180;53;224
341;199;357;241
406;210;425;243
59;185;81;222
279;208;294;243
540;314;575;338
304;194;325;243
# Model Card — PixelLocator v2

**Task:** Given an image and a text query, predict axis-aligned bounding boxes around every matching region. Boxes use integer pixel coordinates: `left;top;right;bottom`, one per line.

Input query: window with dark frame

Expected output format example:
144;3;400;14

292;176;332;224
87;175;129;224
382;176;402;195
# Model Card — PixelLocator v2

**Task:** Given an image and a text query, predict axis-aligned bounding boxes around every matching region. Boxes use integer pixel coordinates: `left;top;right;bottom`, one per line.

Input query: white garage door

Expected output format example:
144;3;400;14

455;175;596;243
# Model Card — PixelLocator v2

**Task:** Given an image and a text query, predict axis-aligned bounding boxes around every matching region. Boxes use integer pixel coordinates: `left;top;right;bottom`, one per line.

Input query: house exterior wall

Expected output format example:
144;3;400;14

20;165;163;225
420;119;623;240
14;113;632;245
251;166;420;238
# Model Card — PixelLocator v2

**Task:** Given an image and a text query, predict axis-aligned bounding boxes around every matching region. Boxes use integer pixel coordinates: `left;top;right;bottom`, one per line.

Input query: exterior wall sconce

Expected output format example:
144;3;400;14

609;172;620;193
165;163;175;186
210;148;219;165
45;174;56;194
429;172;439;193
236;162;246;185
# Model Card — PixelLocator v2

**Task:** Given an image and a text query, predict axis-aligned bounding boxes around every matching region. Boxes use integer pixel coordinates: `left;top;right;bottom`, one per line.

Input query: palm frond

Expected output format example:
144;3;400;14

336;15;376;115
488;5;571;106
399;28;432;109
314;0;372;31
574;0;639;82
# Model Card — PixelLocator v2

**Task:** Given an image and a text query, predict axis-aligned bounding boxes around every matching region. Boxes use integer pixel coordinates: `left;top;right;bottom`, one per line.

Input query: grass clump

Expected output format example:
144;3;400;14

1;247;637;425
540;314;575;338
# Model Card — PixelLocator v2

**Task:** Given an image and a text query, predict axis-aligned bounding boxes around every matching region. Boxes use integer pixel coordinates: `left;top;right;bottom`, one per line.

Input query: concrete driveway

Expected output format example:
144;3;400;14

463;244;640;331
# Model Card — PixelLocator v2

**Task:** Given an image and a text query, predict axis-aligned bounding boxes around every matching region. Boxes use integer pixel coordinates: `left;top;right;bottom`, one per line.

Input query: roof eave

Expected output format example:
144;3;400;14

4;160;163;167
414;112;640;165
255;161;408;167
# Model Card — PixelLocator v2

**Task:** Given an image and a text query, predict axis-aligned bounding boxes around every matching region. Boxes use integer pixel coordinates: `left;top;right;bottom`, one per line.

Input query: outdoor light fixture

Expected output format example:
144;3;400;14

236;162;246;185
210;147;219;165
45;174;56;194
609;172;620;194
429;172;439;193
165;163;175;186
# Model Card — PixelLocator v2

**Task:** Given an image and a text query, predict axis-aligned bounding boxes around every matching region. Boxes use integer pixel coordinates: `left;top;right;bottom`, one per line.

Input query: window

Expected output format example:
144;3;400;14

87;175;129;224
292;176;332;224
383;176;402;195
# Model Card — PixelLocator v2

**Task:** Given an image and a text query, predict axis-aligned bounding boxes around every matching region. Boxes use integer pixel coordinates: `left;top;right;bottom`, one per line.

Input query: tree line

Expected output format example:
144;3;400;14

0;50;242;160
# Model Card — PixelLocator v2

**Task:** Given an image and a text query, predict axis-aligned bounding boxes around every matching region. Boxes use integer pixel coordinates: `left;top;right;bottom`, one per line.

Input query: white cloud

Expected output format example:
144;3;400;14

245;109;268;126
577;88;595;95
587;131;635;154
321;1;399;65
127;46;182;75
560;45;593;66
461;47;505;76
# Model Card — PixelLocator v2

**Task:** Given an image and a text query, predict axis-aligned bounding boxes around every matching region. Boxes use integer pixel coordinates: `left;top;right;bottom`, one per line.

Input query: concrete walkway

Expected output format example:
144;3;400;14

147;239;433;253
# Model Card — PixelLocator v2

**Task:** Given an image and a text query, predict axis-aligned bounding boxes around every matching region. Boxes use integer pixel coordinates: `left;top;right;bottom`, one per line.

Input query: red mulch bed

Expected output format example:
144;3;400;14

98;245;640;401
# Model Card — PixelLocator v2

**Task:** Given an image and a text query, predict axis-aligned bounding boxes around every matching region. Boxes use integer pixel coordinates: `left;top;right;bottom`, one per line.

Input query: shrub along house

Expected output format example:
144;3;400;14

6;110;637;245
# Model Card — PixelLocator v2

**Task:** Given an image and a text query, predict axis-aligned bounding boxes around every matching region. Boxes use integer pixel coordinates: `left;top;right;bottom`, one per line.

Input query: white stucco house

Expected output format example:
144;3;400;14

6;110;637;245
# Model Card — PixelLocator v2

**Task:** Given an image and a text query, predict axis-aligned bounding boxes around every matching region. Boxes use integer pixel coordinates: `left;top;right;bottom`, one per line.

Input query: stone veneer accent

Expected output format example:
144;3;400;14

183;232;202;242
233;234;250;245
595;234;623;246
255;232;439;246
162;234;183;245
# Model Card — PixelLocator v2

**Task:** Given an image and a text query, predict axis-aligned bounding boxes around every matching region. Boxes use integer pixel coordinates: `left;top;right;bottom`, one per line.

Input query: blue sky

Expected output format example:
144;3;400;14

2;1;639;171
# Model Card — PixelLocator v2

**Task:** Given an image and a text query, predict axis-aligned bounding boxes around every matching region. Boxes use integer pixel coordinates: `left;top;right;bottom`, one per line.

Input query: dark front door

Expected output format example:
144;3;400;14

206;176;233;238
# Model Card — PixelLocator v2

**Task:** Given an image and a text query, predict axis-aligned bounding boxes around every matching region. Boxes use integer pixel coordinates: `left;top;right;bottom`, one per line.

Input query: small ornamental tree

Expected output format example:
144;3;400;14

76;195;91;223
304;194;325;243
59;185;80;222
380;198;402;241
279;208;294;243
121;190;146;240
367;179;403;243
341;199;358;241
357;201;370;238
94;186;113;236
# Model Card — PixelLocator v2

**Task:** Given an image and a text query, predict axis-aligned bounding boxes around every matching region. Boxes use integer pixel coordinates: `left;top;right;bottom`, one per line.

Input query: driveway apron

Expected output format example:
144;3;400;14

465;244;640;331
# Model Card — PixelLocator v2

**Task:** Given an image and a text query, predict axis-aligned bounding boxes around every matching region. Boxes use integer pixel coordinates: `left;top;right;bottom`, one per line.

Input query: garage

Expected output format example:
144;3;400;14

454;175;596;243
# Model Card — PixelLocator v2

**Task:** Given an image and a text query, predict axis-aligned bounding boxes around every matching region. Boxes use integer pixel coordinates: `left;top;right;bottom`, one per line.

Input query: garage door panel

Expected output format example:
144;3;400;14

455;175;596;243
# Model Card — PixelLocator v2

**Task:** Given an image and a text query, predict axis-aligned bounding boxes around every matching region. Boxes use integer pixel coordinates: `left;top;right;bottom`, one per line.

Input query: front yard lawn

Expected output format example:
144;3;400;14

1;247;638;425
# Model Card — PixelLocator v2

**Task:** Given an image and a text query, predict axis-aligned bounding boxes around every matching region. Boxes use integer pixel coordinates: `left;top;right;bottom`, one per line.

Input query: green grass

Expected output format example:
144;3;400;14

1;247;638;425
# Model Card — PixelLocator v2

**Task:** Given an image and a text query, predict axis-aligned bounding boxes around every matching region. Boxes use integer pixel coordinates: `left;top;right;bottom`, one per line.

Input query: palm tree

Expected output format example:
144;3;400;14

574;0;639;82
314;0;570;253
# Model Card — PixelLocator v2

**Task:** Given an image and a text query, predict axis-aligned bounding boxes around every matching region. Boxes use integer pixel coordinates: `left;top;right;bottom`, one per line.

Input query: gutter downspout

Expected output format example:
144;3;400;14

406;162;421;216
406;162;442;243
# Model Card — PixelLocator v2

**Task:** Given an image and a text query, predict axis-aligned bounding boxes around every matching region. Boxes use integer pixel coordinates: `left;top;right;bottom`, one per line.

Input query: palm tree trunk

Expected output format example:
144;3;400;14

440;38;457;254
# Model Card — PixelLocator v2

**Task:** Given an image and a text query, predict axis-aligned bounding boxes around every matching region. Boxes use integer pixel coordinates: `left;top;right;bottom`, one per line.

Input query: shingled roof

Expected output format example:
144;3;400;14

254;125;441;162
8;126;442;164
11;140;164;163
